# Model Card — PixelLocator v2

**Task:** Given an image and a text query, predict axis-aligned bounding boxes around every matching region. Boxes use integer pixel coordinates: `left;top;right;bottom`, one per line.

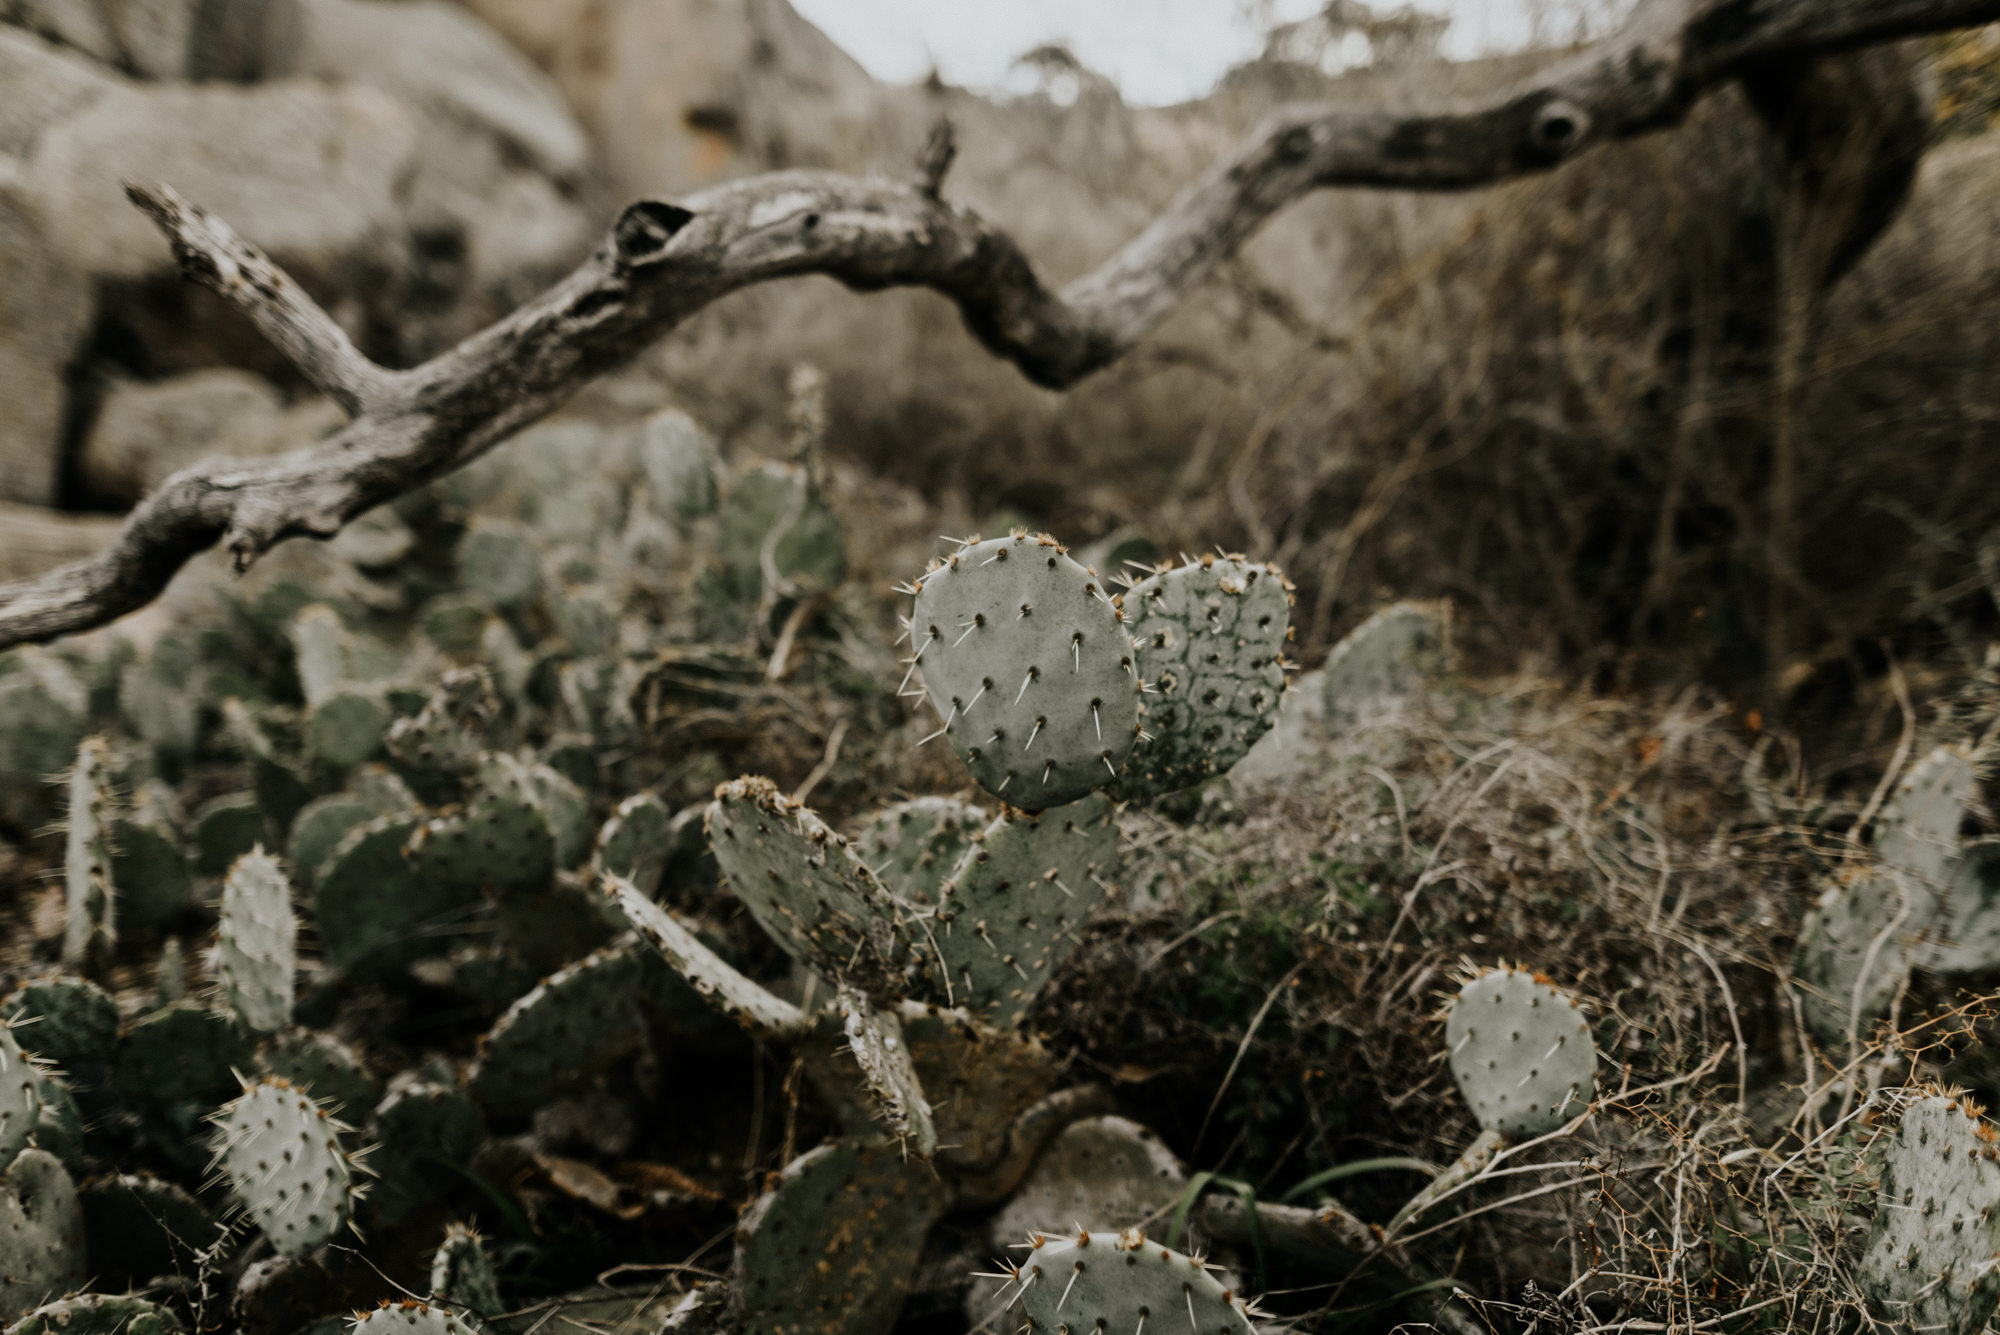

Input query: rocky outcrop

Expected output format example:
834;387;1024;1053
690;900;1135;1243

0;155;90;505
78;368;346;505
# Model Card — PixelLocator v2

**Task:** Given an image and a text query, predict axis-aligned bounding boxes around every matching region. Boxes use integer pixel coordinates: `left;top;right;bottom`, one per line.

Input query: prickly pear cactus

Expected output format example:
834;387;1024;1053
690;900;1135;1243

315;813;469;973
290;771;417;890
1860;1094;2000;1335
466;938;651;1116
909;535;1141;810
988;1116;1185;1241
1877;746;1976;892
528;761;592;870
306;690;391;768
1447;967;1596;1134
429;1222;503;1318
0;1023;43;1171
593;793;677;897
257;1029;380;1120
1115;554;1289;800
605;876;807;1037
114;1003;252;1111
384;671;494;777
212;1078;359;1256
107;814;194;933
407;753;557;892
62;737;115;973
720;461;848;602
1006;1231;1258;1335
836;985;935;1156
1795;868;1916;1047
349;1303;480;1335
850;797;986;902
2;979;116;1098
706;778;912;1000
4;1294;183;1335
1321;599;1447;730
0;1150;85;1323
365;1077;484;1228
918;796;1118;1026
733;1140;949;1335
637;408;720;525
215;849;296;1033
458;519;544;609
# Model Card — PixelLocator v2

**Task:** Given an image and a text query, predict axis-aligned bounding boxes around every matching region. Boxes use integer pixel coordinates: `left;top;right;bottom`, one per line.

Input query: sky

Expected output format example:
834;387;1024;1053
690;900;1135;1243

790;1;1633;107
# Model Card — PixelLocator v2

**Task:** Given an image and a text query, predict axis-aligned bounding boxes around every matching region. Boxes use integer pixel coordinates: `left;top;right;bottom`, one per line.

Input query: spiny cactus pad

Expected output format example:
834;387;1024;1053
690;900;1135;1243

316;813;470;973
989;1117;1185;1241
1115;555;1289;800
429;1222;502;1317
4;1294;183;1335
1861;1094;2000;1335
836;985;936;1156
706;778;912;1000
258;1030;381;1120
606;876;806;1037
0;1151;85;1323
921;796;1117;1025
1795;869;1915;1046
910;535;1140;810
851;797;987;903
407;753;557;893
212;1079;360;1256
62;738;115;972
1446;968;1595;1136
290;774;415;890
348;1303;480;1335
593;793;675;897
1;979;116;1088
0;1023;42;1170
1009;1230;1257;1335
384;672;494;777
216;850;297;1033
733;1140;949;1335
466;938;650;1116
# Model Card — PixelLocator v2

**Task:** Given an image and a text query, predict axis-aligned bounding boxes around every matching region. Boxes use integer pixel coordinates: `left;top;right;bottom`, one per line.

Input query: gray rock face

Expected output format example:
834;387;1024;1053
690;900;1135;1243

3;0;121;65
0;26;114;159
0;158;90;504
78;368;330;503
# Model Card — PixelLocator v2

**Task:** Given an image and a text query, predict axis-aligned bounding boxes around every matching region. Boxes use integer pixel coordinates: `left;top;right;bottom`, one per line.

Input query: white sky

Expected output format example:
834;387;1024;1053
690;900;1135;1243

790;1;1630;107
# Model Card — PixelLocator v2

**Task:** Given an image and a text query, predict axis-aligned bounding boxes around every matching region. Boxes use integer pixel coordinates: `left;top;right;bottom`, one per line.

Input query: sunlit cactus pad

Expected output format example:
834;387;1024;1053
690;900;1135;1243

0;1151;86;1324
1446;967;1595;1135
210;1078;358;1257
1861;1094;2000;1335
1007;1229;1257;1335
706;777;912;1000
851;796;988;903
1116;554;1289;800
0;1021;42;1169
349;1302;481;1335
215;849;296;1033
910;535;1140;810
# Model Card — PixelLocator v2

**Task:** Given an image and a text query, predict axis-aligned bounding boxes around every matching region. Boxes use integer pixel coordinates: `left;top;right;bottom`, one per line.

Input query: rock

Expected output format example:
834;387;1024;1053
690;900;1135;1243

0;157;92;504
0;26;116;159
80;368;284;503
0;502;120;583
102;0;195;78
4;0;121;66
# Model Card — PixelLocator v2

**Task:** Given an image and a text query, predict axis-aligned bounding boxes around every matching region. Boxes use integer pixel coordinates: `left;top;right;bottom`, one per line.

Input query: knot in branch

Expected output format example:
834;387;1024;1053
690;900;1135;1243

613;200;697;269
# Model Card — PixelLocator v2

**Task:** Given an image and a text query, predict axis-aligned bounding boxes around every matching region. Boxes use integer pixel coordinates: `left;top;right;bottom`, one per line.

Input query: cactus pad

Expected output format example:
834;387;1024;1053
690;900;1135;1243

348;1304;479;1335
920;796;1118;1026
706;778;913;1000
407;753;557;893
2;979;116;1089
1795;869;1915;1046
107;815;195;933
306;690;392;768
1320;600;1446;730
384;672;494;778
316;813;470;973
1446;968;1595;1135
606;876;806;1037
1861;1094;2000;1335
0;1151;84;1323
989;1116;1185;1241
114;1003;252;1111
466;938;651;1116
5;1294;182;1335
1115;555;1289;800
62;738;115;973
365;1078;483;1227
216;849;297;1033
429;1222;503;1317
1011;1230;1257;1335
836;985;936;1156
78;1174;212;1286
593;793;677;897
910;535;1141;810
733;1140;949;1335
850;797;987;903
0;1023;42;1171
258;1029;380;1120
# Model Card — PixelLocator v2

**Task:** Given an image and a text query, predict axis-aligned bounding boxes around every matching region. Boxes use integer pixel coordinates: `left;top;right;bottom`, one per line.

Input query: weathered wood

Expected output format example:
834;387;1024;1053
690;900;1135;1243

1;0;1994;648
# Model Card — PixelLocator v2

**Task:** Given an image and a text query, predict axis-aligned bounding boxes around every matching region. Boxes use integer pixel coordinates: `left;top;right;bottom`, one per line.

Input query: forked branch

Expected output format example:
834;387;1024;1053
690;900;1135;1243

1;0;1994;648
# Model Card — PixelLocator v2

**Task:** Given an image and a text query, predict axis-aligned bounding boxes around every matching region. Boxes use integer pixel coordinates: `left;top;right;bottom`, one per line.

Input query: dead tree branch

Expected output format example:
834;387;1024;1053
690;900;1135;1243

1;0;1994;648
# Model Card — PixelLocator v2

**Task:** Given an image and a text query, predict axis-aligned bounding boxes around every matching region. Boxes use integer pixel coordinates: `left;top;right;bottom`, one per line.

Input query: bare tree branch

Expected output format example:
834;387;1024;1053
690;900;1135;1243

2;0;1995;649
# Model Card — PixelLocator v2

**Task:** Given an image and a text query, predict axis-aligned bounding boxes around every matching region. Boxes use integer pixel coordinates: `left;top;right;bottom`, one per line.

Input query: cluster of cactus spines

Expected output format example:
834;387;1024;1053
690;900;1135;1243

428;1223;503;1319
210;1078;360;1256
0;1150;86;1323
705;778;913;1002
592;792;676;896
63;738;116;974
1860;1093;2000;1335
214;849;297;1034
1319;599;1448;728
365;1077;483;1228
408;754;562;893
731;1139;949;1335
348;1303;478;1335
604;876;807;1036
4;1294;183;1335
836;985;937;1156
992;1230;1261;1335
258;1030;380;1120
1113;553;1291;801
851;797;987;902
919;796;1117;1025
465;938;650;1116
908;534;1142;811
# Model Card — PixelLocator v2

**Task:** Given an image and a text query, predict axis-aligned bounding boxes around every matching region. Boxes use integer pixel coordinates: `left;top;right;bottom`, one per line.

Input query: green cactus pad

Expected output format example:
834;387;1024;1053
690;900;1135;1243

212;1078;359;1256
1795;869;1915;1046
365;1077;483;1228
706;778;914;1001
316;814;472;973
910;535;1140;811
407;754;558;893
458;520;544;609
115;1004;253;1110
638;408;720;525
850;797;987;903
3;978;117;1089
30;1071;82;1169
920;796;1118;1026
257;1029;381;1120
290;780;412;891
1320;600;1447;730
905;1015;1058;1170
529;762;592;870
465;938;652;1116
1012;1230;1257;1335
288;605;350;706
0;1025;42;1171
0;1151;84;1324
720;461;848;602
78;1173;212;1287
348;1304;480;1335
1446;968;1596;1135
384;672;495;778
733;1140;949;1335
216;850;297;1033
989;1116;1186;1242
429;1222;503;1317
606;877;807;1037
62;738;115;973
5;1293;184;1335
1114;555;1289;800
1861;1094;2000;1335
192;793;267;877
836;985;936;1156
1878;746;1976;892
306;690;392;768
593;793;676;896
0;666;83;828
107;816;194;933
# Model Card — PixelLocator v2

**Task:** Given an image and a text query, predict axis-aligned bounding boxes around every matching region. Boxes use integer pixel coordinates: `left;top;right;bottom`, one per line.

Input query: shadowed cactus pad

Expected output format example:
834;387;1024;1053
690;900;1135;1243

1116;554;1289;800
429;1223;502;1318
733;1140;949;1335
211;1078;360;1257
1009;1230;1257;1335
0;1150;85;1323
910;535;1140;810
407;754;557;892
593;793;675;897
1861;1094;2000;1335
257;1030;380;1120
466;938;652;1116
316;814;470;973
1447;968;1595;1135
4;979;116;1106
706;778;912;1000
215;850;296;1033
851;797;986;903
384;672;495;777
4;1294;182;1335
115;1003;252;1110
367;1078;484;1228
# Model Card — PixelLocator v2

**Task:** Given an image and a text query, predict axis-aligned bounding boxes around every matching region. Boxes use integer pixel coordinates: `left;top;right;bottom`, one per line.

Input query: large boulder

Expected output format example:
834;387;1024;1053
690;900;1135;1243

0;156;91;504
78;368;346;504
0;25;114;158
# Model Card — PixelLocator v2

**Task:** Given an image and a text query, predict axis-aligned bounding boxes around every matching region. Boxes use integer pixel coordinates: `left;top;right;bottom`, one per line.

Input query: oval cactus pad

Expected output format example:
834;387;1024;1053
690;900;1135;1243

910;535;1140;810
1446;967;1595;1136
1861;1094;2000;1335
